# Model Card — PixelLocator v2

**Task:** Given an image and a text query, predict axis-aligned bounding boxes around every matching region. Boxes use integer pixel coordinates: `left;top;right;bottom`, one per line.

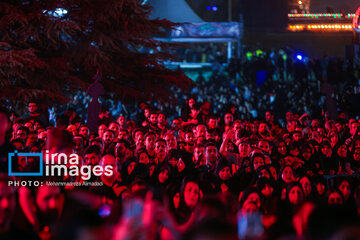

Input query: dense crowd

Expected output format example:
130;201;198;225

50;48;360;129
0;95;360;239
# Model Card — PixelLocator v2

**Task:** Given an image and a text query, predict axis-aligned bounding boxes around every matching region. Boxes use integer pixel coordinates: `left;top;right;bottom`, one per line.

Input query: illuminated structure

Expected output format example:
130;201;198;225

353;6;360;45
288;12;354;32
289;0;310;14
288;24;352;32
353;7;360;30
288;13;355;18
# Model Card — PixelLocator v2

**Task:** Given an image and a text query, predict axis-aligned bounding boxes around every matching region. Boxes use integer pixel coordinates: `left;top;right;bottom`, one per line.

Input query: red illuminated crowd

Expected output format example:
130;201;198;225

0;98;360;240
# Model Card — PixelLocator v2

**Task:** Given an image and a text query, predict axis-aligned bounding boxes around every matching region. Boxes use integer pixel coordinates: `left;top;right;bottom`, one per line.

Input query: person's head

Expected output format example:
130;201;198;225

167;149;178;167
251;153;265;172
224;113;234;126
158;113;167;125
108;122;120;137
265;111;273;122
280;165;295;184
257;139;270;154
195;124;207;139
320;141;332;157
238;139;251;157
202;101;211;114
286;111;294;122
158;165;170;184
102;130;115;145
115;139;130;159
335;121;345;133
184;131;195;146
144;107;151;119
98;124;107;138
256;177;274;198
136;148;150;165
276;140;287;156
193;144;205;165
336;178;351;201
155;139;167;159
215;159;232;181
233;120;242;131
313;177;326;196
11;139;24;151
292;131;302;142
258;122;268;135
207;116;217;129
171;117;182;131
16;126;29;141
353;147;360;161
188;98;196;109
299;175;312;197
205;129;215;141
144;132;156;151
287;182;305;206
256;165;271;179
181;178;200;209
73;135;84;153
269;165;278;180
164;132;177;151
27;101;38;114
66;124;78;136
117;115;126;128
350;121;360;136
301;144;313;161
84;145;101;166
26;131;38;147
46;128;74;154
116;128;127;140
287;120;296;133
148;111;158;125
79;124;90;138
336;144;347;158
240;187;262;210
204;142;218;168
34;185;64;224
327;189;344;205
24;121;33;130
329;131;339;147
99;154;118;180
132;128;143;142
0;175;16;232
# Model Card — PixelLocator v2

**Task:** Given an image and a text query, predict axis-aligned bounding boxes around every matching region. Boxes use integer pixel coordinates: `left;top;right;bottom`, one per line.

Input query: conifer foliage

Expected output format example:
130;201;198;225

0;0;191;103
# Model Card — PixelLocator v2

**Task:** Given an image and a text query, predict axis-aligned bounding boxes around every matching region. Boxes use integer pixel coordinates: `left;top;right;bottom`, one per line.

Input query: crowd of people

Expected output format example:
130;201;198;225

0;93;360;239
50;48;360;129
166;43;229;63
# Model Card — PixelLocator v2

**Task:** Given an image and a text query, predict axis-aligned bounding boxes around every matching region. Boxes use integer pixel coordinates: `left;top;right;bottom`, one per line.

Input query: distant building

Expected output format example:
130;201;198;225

289;0;310;13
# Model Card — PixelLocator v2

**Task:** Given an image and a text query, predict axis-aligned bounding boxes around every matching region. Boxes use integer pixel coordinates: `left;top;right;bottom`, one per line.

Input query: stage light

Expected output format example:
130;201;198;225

43;8;68;17
54;8;68;17
206;6;211;10
212;6;218;11
296;55;303;61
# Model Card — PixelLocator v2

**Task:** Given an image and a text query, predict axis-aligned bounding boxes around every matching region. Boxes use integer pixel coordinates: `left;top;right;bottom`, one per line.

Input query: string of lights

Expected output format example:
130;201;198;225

288;24;353;32
288;13;355;19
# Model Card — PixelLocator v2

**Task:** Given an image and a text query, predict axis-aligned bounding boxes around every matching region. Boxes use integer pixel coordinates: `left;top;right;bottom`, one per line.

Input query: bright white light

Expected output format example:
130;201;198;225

43;8;68;17
54;8;68;17
296;55;303;60
298;1;302;4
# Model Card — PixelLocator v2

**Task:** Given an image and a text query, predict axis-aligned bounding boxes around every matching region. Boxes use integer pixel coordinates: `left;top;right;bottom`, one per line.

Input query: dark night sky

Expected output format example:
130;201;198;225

310;0;359;12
